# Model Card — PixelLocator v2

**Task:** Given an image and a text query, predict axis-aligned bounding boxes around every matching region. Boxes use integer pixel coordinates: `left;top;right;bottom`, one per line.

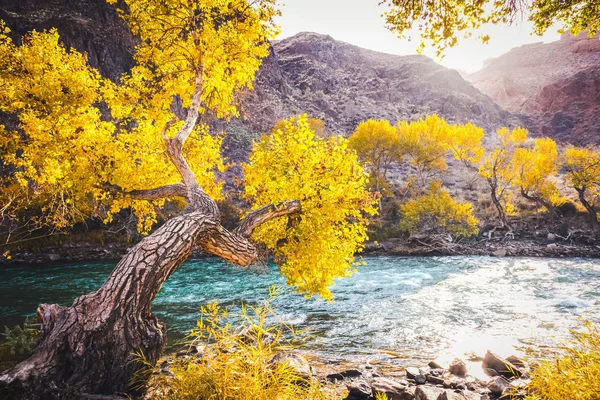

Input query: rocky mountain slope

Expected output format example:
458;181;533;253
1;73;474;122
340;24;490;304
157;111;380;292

467;33;600;145
229;32;514;137
1;0;517;156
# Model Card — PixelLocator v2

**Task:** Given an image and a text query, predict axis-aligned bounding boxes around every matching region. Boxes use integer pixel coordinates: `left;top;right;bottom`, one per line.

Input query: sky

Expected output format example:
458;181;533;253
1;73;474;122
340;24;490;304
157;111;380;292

274;0;562;73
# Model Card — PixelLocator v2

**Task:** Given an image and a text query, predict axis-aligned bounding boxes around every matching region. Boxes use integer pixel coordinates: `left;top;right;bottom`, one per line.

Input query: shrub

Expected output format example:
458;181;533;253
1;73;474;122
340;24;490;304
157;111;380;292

525;321;600;400
139;290;329;400
0;316;40;359
400;180;479;237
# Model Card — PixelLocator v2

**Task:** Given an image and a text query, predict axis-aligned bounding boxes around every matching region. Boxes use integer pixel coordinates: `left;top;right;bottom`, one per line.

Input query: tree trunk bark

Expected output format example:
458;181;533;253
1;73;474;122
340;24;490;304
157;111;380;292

0;213;211;398
488;178;510;230
0;200;300;399
577;188;600;233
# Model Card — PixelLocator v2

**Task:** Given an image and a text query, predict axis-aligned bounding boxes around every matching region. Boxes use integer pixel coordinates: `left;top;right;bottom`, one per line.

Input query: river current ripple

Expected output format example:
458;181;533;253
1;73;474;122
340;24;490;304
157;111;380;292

1;256;599;371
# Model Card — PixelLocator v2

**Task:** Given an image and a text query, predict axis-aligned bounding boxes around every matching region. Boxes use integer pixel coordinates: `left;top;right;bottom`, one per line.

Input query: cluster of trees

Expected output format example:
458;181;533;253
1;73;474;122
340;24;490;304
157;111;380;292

348;115;600;235
0;0;377;396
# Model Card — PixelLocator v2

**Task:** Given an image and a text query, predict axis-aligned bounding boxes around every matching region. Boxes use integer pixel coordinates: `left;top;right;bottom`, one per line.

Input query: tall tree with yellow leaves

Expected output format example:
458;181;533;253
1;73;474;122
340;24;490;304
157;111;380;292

478;127;527;229
349;119;402;198
0;2;375;398
511;137;564;216
563;147;600;232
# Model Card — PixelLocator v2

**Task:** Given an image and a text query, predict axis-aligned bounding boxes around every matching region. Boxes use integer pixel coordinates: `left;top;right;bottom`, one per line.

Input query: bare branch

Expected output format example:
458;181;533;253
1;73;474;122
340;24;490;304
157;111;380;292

234;200;302;238
105;182;187;201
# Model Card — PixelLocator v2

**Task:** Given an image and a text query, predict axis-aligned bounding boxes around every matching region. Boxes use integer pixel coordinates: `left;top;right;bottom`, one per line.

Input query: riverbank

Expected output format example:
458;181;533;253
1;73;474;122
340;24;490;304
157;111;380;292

3;234;599;264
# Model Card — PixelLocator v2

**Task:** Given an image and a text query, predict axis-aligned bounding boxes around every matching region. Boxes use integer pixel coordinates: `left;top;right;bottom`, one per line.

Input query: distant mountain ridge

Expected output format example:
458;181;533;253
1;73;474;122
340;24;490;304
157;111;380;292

466;33;600;145
3;0;598;150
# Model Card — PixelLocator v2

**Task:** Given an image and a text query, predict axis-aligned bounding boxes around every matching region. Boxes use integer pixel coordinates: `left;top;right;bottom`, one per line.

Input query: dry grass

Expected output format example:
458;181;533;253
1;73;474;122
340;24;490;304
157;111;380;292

136;288;330;400
525;321;600;400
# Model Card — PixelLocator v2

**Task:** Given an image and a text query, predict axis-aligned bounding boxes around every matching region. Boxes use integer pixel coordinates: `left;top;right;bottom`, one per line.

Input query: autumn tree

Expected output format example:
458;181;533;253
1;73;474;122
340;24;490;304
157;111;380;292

382;0;600;56
348;119;402;197
478;127;527;229
511;137;564;216
563;146;600;232
400;179;479;237
396;114;460;190
0;1;374;398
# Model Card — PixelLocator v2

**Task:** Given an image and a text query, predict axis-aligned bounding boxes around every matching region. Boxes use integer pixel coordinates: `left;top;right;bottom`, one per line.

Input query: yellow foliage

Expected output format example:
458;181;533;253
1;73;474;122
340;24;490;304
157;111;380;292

141;293;329;400
0;24;117;229
447;122;485;166
348;119;402;192
477;127;527;220
397;115;453;178
525;321;600;400
383;0;600;57
243;115;377;299
563;147;600;193
399;180;479;237
0;0;278;234
512;137;565;210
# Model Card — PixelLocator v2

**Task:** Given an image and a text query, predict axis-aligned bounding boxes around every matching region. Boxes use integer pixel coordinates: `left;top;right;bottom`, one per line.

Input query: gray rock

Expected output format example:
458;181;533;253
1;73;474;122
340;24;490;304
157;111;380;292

371;377;411;400
487;376;511;395
415;386;446;400
415;374;427;385
439;391;481;400
48;253;60;261
449;358;468;376
427;375;445;385
491;248;507;257
406;367;421;379
482;351;522;378
346;380;373;400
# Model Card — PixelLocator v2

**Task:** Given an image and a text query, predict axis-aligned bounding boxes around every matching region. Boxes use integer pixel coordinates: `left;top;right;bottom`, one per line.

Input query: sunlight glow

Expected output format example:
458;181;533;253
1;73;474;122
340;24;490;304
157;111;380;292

275;0;562;73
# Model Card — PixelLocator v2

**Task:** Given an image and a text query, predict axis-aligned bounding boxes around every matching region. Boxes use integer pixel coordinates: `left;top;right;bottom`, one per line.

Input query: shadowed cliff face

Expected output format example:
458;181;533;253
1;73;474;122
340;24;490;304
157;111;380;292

467;33;600;145
0;0;136;82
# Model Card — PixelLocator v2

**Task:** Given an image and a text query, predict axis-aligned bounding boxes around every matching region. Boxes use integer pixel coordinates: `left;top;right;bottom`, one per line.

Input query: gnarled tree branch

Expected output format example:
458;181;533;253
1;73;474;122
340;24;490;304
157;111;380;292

234;200;302;238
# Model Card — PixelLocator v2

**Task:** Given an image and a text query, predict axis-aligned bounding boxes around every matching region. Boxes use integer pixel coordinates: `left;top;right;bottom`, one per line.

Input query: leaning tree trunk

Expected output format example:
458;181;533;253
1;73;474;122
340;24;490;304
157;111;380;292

0;76;302;398
0;201;300;399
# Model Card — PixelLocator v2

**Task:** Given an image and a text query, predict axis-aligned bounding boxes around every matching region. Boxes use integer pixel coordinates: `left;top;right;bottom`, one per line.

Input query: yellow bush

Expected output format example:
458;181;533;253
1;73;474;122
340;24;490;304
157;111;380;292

525;321;600;400
140;291;329;400
400;180;479;237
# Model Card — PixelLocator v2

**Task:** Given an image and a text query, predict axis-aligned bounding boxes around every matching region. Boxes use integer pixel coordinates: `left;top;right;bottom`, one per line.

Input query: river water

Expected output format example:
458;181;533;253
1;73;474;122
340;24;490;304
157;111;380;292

1;256;599;373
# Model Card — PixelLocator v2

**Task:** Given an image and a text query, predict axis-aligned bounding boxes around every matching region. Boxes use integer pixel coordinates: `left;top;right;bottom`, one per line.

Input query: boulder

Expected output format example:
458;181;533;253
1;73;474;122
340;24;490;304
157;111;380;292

48;253;60;261
406;367;421;379
415;374;427;385
428;361;443;369
327;369;363;382
267;353;312;381
449;359;468;376
415;386;447;400
346;380;373;400
482;351;522;378
371;377;412;400
426;375;445;385
491;248;507;257
439;391;481;400
487;376;511;395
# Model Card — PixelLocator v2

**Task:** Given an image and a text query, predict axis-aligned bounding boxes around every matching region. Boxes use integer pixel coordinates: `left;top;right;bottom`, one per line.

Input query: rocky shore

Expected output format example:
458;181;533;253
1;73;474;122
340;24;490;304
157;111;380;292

322;350;533;400
363;233;600;258
154;345;537;400
3;233;599;265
